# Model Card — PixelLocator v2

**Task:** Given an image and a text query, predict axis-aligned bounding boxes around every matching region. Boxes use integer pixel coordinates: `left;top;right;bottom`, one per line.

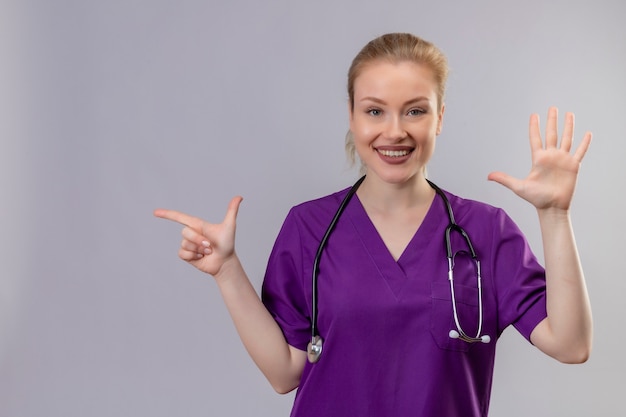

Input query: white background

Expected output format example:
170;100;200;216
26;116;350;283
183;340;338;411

1;0;624;415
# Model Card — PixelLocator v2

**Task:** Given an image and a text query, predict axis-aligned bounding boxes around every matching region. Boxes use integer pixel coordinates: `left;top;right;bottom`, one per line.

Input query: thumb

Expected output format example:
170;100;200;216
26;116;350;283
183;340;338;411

223;196;243;225
487;171;519;192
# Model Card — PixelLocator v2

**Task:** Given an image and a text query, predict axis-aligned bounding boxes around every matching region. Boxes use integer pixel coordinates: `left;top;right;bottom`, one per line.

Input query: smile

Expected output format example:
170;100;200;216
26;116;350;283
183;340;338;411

376;149;412;157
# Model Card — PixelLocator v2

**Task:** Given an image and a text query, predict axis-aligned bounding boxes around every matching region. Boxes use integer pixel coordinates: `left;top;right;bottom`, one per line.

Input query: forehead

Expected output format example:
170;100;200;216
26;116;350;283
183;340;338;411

353;60;438;101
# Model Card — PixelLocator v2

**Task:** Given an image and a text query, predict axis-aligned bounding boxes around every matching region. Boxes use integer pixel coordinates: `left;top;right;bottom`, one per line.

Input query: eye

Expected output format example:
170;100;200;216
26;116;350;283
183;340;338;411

366;108;382;116
407;108;426;116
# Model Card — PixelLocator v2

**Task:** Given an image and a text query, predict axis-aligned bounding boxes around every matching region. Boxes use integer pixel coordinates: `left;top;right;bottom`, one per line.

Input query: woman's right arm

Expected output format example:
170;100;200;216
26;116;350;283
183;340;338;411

154;197;307;394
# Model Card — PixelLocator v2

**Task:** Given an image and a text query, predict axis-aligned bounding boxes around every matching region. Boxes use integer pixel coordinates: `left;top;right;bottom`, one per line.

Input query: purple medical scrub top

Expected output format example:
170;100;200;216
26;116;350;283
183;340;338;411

262;185;547;417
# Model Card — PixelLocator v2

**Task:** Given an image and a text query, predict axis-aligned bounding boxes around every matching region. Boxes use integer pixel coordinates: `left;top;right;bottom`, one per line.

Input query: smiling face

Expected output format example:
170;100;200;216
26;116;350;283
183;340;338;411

349;60;444;185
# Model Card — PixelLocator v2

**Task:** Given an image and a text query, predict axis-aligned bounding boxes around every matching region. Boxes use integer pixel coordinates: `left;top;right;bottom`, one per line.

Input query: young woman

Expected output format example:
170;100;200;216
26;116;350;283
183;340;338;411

154;33;592;416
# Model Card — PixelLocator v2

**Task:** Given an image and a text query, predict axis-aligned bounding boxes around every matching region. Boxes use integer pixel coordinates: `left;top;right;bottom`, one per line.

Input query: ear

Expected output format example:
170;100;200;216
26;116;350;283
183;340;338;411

436;103;445;136
348;101;355;130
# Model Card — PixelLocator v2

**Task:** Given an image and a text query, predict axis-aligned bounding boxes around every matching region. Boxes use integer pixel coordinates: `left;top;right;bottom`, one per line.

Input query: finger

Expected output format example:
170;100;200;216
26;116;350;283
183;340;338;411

487;171;521;193
154;208;204;230
179;247;204;261
182;228;213;252
572;131;593;162
181;238;200;253
545;107;558;149
560;112;574;152
529;113;543;153
181;238;213;256
222;196;244;226
182;226;207;245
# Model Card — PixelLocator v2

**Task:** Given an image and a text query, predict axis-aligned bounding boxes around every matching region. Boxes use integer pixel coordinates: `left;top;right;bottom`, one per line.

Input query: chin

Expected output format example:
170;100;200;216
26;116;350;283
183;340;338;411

367;168;422;185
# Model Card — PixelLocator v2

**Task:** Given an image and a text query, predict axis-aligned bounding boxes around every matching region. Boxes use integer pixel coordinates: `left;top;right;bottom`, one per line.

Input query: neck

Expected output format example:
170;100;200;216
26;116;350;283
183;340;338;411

356;173;435;213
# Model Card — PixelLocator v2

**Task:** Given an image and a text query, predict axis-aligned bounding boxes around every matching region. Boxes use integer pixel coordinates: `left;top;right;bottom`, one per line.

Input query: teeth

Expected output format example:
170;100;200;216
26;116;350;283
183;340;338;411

378;149;410;157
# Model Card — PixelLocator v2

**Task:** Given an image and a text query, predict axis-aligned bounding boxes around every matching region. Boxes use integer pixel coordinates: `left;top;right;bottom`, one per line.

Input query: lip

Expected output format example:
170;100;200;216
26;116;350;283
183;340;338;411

374;146;414;164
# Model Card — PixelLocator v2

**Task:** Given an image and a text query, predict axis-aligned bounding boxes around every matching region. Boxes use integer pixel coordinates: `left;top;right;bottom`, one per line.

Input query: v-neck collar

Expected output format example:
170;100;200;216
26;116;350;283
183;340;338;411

342;193;444;298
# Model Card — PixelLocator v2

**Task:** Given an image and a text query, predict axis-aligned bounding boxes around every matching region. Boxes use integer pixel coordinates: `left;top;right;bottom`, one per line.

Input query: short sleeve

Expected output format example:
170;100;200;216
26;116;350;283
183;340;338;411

491;209;547;342
261;209;311;351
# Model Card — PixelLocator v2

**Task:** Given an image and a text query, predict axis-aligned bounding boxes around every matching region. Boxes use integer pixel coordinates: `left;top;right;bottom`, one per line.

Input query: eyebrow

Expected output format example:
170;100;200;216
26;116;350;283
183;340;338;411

358;96;431;106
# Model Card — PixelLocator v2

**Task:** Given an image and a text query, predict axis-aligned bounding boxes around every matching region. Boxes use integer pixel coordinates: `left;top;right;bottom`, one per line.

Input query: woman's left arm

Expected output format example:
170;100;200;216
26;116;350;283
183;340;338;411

488;107;593;363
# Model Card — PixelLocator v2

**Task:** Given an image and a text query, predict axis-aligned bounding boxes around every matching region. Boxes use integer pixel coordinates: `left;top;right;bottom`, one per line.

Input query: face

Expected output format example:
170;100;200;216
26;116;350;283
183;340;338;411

349;60;444;185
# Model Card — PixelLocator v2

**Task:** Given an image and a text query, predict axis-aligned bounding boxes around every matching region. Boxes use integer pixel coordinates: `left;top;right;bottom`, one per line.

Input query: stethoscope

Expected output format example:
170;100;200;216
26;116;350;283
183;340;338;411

307;175;491;364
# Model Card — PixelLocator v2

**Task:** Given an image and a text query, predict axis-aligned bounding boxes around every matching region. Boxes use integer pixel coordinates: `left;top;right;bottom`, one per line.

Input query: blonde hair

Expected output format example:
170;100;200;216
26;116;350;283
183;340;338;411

345;33;449;171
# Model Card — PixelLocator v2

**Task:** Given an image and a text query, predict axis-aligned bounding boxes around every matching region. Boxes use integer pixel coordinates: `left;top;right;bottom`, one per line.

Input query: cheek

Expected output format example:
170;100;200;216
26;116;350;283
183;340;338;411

351;119;377;143
416;122;439;139
352;131;376;155
351;130;373;160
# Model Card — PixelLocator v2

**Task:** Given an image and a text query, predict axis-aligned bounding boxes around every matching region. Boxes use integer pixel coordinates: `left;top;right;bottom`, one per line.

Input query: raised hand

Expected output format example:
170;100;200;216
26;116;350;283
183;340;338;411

154;196;243;278
488;107;592;211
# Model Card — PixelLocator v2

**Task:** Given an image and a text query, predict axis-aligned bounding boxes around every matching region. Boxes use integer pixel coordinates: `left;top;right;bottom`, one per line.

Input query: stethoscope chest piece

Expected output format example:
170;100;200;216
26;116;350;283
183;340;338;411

307;336;323;363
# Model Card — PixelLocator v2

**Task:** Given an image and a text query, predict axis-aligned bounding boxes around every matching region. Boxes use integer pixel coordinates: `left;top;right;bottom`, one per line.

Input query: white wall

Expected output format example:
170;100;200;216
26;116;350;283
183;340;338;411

1;0;624;415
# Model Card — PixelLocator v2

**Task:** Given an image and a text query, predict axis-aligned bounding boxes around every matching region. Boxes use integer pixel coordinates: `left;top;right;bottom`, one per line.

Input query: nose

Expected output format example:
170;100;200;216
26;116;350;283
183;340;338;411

384;116;407;141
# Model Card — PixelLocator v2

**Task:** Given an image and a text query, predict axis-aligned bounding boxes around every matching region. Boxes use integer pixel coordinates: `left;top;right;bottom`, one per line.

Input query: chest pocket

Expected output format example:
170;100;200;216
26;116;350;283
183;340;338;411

430;281;481;352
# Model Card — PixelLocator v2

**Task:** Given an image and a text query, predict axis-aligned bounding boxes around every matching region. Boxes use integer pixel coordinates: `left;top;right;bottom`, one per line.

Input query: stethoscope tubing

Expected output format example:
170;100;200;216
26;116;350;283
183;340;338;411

308;176;489;363
310;175;365;344
428;179;489;344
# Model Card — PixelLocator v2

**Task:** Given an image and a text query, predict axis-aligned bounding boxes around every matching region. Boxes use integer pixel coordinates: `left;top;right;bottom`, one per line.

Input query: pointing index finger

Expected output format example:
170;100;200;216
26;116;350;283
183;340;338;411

153;208;203;230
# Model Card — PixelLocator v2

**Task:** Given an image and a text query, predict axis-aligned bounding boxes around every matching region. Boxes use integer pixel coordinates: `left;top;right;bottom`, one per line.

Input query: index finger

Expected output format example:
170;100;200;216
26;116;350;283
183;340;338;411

153;208;204;229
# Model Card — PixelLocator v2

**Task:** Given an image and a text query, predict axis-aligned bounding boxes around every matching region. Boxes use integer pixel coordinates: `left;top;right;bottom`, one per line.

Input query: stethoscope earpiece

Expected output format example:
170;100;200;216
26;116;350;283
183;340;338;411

449;329;491;344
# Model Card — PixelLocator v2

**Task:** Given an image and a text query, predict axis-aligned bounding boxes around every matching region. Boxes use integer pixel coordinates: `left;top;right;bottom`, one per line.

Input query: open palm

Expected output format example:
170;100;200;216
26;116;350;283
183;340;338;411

488;107;592;211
